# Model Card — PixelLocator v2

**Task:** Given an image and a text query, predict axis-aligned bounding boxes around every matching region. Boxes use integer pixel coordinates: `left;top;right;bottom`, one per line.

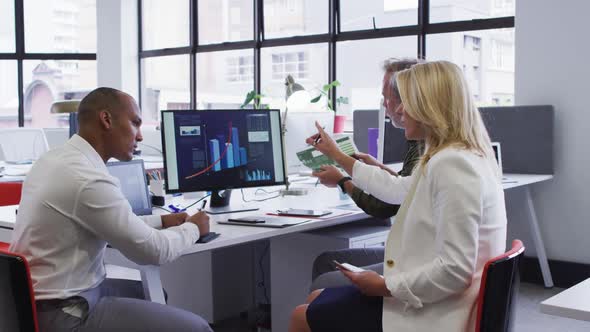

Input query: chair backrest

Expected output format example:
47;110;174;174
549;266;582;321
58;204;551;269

0;182;23;206
0;128;49;163
0;242;40;332
476;239;525;332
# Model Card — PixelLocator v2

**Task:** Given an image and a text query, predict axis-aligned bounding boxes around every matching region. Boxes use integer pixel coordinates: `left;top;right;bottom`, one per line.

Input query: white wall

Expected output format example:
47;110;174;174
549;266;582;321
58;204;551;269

515;0;590;263
96;0;139;100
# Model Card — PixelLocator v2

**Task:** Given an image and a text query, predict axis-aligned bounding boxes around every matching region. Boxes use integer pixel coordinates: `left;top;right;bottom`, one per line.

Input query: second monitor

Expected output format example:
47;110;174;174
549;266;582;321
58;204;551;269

161;109;286;211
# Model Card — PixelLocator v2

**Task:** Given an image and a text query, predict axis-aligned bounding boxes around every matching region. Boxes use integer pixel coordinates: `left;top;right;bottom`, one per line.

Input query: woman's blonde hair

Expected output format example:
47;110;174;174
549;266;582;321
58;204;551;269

396;60;494;167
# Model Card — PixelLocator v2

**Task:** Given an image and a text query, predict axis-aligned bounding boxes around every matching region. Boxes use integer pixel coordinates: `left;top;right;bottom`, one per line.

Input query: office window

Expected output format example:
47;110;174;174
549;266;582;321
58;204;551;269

271;51;308;81
430;0;515;23
337;36;417;122
141;0;189;50
22;60;96;128
0;61;18;128
141;55;190;125
428;28;515;106
138;0;514;126
340;0;418;31
0;0;15;52
197;50;253;109
261;44;328;111
24;0;96;53
491;39;514;70
464;35;481;51
227;55;254;83
199;0;254;44
263;0;328;39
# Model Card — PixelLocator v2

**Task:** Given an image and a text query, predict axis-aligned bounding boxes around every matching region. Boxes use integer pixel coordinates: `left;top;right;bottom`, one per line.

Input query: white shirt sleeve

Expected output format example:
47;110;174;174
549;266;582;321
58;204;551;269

72;178;200;266
141;215;164;229
385;153;482;307
352;160;415;205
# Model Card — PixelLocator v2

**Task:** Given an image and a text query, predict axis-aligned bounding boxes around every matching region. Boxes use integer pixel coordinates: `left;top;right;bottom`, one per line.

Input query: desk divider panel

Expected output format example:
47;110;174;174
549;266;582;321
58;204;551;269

353;105;554;174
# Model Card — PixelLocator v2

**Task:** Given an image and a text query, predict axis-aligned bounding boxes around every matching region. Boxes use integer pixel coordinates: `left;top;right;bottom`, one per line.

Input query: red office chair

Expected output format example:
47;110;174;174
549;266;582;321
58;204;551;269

0;182;23;206
475;239;525;332
0;241;40;332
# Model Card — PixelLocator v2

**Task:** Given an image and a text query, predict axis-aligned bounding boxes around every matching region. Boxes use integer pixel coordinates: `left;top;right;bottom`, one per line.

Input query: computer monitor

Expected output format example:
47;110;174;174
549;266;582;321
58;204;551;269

161;110;286;212
106;160;152;216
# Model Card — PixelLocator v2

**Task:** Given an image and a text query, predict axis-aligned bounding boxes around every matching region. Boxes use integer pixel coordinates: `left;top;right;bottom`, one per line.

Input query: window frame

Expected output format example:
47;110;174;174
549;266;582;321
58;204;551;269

0;0;97;127
137;0;515;114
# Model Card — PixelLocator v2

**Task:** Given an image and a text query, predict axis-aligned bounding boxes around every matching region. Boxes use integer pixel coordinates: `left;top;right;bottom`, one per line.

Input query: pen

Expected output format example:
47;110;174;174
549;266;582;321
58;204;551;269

199;200;207;211
313;126;325;145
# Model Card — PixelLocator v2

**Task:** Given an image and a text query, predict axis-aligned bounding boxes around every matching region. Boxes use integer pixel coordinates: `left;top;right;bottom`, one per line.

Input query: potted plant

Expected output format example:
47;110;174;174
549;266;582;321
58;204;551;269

310;80;349;133
240;91;268;109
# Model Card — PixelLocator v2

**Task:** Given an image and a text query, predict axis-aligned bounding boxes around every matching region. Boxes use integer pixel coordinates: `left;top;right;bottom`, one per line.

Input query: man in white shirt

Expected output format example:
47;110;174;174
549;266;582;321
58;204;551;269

10;87;213;331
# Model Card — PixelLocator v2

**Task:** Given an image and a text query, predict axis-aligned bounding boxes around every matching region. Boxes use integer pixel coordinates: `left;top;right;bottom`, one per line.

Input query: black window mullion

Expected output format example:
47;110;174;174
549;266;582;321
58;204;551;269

190;0;197;109
418;0;429;59
15;0;24;127
137;0;143;111
329;0;337;113
254;0;262;96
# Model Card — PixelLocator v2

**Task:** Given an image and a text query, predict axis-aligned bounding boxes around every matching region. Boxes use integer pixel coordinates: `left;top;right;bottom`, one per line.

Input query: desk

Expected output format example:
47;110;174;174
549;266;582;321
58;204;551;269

0;172;554;330
540;278;590;321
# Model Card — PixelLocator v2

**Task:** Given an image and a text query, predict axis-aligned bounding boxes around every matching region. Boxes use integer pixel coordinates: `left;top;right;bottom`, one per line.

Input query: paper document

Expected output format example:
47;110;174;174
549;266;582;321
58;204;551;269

296;136;357;171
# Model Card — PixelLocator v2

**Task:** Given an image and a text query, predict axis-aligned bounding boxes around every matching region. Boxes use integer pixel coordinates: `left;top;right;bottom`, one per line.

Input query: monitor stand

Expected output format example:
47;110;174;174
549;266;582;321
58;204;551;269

205;190;259;215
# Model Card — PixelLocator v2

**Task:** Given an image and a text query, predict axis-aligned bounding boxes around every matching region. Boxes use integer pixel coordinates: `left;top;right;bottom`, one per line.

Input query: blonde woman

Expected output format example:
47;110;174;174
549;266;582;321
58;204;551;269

289;61;507;332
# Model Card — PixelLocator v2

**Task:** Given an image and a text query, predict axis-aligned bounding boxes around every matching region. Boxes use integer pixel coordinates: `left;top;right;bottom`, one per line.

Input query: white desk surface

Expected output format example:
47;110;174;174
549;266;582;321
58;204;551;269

0;172;553;252
0;184;367;252
540;278;590;322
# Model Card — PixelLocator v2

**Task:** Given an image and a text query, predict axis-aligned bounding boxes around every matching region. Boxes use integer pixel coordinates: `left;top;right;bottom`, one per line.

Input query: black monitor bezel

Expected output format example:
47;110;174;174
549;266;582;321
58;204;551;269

160;109;286;194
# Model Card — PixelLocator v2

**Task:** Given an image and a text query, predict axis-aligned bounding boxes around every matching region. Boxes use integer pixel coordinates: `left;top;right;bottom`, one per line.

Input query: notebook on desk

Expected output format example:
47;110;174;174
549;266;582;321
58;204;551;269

218;215;313;228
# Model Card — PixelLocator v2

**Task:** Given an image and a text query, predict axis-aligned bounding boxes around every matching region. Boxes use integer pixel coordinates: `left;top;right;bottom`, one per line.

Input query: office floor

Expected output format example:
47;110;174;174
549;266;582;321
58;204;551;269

212;282;590;331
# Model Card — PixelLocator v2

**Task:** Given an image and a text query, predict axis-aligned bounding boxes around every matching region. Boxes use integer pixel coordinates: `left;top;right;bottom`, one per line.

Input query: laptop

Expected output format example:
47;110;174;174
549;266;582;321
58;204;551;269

107;160;152;216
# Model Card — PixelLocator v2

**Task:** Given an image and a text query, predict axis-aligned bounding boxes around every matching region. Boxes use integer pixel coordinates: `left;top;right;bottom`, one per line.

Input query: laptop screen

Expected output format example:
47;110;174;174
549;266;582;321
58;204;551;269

107;160;152;216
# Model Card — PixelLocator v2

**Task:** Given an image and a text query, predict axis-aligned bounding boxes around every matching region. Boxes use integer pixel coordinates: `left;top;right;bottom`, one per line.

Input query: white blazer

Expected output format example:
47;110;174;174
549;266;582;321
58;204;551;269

352;147;507;332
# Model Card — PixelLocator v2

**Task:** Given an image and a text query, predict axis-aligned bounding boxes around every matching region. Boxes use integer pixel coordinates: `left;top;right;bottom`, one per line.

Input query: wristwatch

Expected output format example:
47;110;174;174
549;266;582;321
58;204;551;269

337;176;352;192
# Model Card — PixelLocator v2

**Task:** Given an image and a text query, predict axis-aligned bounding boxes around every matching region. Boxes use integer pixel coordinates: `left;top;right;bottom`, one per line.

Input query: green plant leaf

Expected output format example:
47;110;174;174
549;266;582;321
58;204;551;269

330;80;341;88
240;90;255;109
310;95;322;103
322;84;331;92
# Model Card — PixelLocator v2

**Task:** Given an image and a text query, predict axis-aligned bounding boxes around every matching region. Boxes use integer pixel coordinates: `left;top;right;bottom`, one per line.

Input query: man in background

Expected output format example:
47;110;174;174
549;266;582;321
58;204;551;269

310;58;423;290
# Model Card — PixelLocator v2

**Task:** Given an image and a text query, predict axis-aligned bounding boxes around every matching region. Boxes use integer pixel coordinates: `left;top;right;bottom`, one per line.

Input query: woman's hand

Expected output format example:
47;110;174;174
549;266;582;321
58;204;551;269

312;165;345;188
305;121;341;159
353;152;398;177
338;269;391;297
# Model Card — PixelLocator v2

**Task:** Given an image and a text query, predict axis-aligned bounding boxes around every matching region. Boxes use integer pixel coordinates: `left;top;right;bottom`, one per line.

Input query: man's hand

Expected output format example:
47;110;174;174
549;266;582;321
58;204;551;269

312;165;345;188
305;121;341;159
161;212;188;228
338;269;391;297
353;152;398;177
185;211;210;235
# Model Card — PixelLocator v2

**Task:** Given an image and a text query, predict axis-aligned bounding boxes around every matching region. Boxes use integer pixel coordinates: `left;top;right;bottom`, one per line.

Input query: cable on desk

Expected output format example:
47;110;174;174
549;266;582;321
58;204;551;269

259;242;270;304
240;188;280;202
183;194;212;210
254;188;281;196
154;206;172;213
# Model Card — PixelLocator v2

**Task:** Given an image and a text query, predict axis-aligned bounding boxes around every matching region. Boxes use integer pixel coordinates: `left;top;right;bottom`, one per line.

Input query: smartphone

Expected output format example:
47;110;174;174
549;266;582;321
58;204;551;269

333;260;365;273
276;208;332;217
